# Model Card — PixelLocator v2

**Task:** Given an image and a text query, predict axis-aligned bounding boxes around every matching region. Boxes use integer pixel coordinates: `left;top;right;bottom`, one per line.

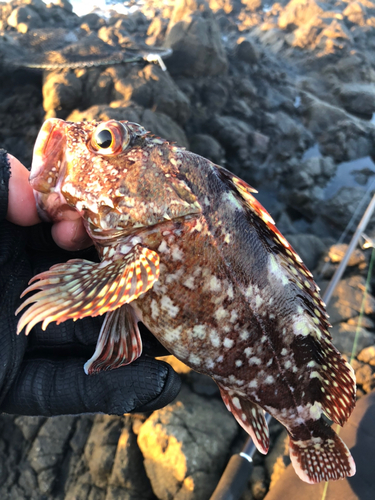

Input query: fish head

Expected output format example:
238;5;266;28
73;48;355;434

30;118;201;241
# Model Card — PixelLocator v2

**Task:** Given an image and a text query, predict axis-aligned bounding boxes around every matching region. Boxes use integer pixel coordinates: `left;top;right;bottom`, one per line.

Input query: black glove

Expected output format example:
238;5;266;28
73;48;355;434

0;149;181;416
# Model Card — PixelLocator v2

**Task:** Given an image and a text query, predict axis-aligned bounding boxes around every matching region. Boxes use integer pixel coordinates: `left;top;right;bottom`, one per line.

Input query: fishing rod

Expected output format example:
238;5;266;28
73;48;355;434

210;193;375;500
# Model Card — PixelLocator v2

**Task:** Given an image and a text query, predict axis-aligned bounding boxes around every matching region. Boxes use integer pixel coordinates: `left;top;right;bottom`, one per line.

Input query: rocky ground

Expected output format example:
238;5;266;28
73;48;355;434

1;0;375;498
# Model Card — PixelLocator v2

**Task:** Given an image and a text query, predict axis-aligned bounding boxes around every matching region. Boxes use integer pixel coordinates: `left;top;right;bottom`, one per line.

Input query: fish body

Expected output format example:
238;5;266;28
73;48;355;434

17;119;356;483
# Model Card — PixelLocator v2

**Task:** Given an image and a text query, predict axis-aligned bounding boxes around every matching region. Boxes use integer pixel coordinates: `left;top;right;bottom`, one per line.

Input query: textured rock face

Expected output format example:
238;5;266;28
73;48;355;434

137;386;238;500
165;0;228;76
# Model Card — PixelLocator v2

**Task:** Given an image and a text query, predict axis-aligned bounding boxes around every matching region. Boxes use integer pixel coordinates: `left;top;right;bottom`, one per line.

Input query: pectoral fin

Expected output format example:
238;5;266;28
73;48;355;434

84;304;142;374
219;386;269;454
16;245;159;335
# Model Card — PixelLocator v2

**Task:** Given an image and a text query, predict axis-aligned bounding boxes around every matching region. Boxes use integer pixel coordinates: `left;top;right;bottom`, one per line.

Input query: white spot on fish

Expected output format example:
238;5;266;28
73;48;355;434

151;300;159;319
210;276;222;292
160;296;179;318
189;353;201;365
214;306;228;321
230;310;238;323
164;325;183;343
265;375;274;384
227;284;234;300
244;347;253;357
192;325;206;340
223;337;234;349
233;397;241;409
210;330;221;347
240;330;250;341
183;276;195;289
172;246;184;261
249;379;258;388
158;240;168;253
249;357;261;366
235;360;243;367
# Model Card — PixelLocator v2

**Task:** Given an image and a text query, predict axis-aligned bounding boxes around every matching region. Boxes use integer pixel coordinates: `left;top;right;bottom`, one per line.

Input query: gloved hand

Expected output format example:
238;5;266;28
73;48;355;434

0;149;181;416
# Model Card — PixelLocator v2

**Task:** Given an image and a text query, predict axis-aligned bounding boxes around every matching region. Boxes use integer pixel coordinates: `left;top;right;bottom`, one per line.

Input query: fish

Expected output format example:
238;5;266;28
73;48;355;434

17;118;356;484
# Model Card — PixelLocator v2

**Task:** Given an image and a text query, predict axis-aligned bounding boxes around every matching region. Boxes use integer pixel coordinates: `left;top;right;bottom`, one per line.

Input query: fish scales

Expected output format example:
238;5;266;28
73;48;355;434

17;118;356;484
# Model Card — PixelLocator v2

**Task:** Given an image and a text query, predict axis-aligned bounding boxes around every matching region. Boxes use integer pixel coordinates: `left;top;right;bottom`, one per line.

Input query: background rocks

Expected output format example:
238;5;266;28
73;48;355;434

2;0;375;498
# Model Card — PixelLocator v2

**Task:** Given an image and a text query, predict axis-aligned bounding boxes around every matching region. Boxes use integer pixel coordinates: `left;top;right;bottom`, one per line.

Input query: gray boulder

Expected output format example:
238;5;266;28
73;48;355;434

137;385;238;500
165;0;228;76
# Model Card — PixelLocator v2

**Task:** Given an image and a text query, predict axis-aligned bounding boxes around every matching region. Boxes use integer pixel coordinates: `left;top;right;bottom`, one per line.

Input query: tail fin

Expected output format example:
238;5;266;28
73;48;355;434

289;424;355;483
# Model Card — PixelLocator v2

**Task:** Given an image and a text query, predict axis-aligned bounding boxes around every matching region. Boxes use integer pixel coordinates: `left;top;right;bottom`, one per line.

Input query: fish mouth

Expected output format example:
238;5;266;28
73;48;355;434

30;118;71;222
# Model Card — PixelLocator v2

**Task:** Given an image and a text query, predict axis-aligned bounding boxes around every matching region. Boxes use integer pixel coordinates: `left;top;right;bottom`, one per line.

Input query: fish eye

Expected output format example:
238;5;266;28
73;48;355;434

95;129;113;149
90;121;130;155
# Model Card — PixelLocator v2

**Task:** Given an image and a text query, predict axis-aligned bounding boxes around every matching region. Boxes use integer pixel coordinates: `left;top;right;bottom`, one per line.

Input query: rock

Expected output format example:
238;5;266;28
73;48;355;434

264;430;289;491
43;70;83;118
165;0;228;76
338;83;375;116
278;0;325;30
111;64;191;124
343;1;367;26
84;416;122;489
331;322;374;355
189;133;225;163
276;211;298;235
236;36;260;64
242;0;263;12
107;420;154;499
67;101;143;124
357;345;375;365
355;363;373;385
14;416;46;441
327;243;366;267
300;91;352;136
80;13;106;31
321;187;373;229
28;416;76;493
325;275;375;325
285;233;327;270
140;109;189;148
137;385;238;500
7;6;42;33
250;465;267;500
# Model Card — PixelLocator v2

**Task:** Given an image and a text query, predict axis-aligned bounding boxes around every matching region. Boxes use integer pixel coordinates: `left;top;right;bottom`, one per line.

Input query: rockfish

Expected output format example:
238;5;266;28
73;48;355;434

17;118;356;483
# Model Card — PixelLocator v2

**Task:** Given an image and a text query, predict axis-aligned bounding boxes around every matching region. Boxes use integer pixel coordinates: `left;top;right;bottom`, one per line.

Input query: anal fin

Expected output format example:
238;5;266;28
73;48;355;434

219;386;269;454
16;245;159;335
84;304;142;375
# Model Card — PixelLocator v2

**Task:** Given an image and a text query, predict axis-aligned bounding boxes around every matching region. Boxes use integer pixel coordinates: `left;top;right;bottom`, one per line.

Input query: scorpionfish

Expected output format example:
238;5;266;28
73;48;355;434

17;118;356;483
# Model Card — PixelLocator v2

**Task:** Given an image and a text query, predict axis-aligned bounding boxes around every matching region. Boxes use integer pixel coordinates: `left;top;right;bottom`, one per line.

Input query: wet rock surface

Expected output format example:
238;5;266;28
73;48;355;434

2;0;375;498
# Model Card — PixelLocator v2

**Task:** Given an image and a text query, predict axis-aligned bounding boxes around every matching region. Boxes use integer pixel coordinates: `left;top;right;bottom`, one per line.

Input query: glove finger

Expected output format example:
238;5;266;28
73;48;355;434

27;316;104;349
1;357;181;417
28;318;169;359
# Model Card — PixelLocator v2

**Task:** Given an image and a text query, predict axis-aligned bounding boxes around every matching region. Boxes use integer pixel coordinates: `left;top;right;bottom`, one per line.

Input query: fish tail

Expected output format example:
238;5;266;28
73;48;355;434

289;422;355;483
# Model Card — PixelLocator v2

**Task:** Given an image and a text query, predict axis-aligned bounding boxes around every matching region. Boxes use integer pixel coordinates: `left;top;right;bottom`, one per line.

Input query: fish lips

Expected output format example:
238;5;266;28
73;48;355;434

29;118;72;223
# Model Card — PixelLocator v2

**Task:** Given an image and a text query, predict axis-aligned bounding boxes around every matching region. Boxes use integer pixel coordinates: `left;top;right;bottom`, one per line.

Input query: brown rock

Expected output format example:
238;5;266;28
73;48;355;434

327;244;366;267
357;345;375;365
278;0;324;30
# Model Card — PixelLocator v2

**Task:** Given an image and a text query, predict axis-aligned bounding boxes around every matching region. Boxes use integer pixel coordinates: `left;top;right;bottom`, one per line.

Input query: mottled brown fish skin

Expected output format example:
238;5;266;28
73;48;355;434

18;119;356;484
